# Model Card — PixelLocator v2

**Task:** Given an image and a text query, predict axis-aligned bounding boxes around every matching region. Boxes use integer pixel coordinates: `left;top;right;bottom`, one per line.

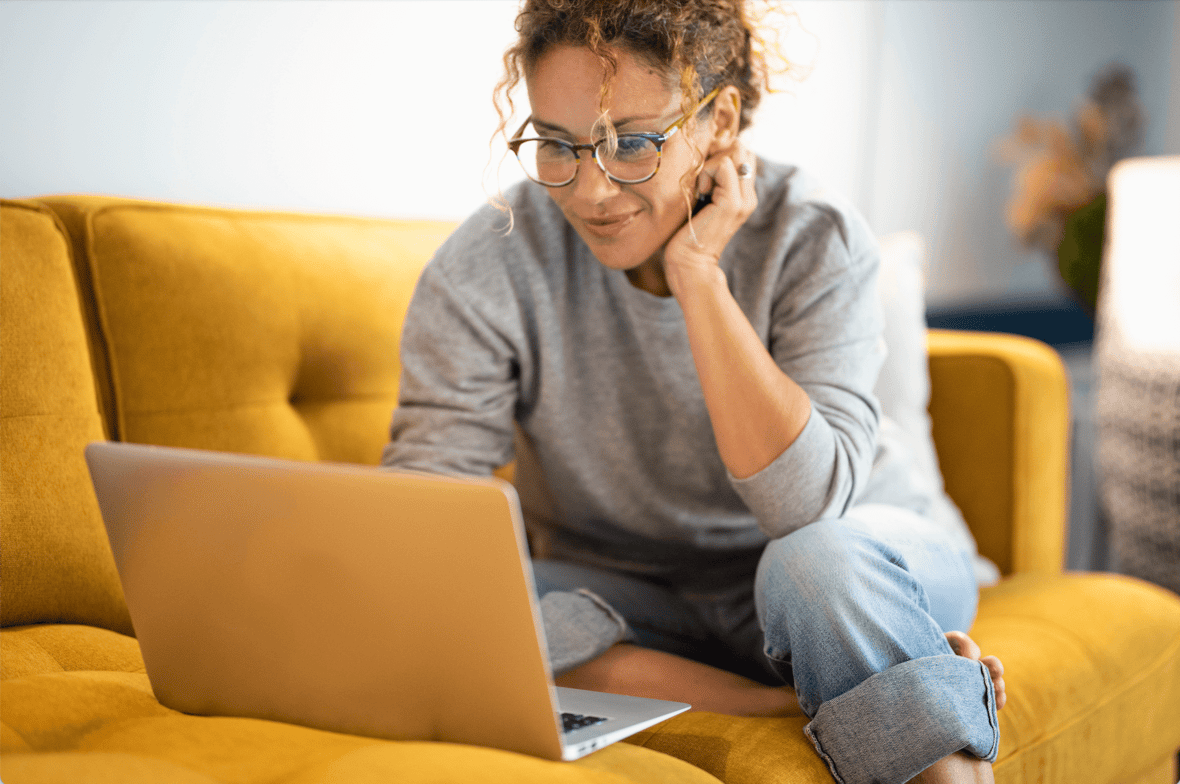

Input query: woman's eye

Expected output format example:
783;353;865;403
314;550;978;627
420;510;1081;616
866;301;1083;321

614;136;656;161
536;140;573;160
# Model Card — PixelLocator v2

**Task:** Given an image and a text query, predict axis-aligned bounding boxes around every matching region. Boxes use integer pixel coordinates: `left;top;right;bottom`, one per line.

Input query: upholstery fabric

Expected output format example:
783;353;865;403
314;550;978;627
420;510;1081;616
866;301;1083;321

926;330;1069;576
0;624;145;681
0;201;132;634
977;574;1180;782
41;196;456;465
0;625;722;784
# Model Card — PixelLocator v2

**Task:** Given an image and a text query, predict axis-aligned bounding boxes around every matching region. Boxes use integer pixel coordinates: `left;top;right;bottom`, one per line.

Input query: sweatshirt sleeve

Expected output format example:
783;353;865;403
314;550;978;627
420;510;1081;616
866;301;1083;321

729;205;885;538
380;257;521;478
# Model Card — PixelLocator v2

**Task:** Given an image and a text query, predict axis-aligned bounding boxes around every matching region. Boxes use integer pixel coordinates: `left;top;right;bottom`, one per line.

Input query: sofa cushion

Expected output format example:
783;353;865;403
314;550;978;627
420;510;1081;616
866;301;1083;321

42;197;456;465
974;573;1180;781
0;201;132;634
0;631;723;784
0;624;145;681
874;232;936;482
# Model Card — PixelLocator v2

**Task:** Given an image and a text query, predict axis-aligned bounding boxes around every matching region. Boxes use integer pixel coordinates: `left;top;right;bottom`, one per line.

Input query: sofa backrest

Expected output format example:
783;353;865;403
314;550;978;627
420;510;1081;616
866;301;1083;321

927;330;1069;575
40;196;457;465
2;196;456;631
0;200;133;633
2;194;1066;634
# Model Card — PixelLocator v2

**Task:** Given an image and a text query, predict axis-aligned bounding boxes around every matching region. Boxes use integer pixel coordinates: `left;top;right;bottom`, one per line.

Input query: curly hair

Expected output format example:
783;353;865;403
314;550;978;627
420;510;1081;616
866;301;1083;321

489;0;794;221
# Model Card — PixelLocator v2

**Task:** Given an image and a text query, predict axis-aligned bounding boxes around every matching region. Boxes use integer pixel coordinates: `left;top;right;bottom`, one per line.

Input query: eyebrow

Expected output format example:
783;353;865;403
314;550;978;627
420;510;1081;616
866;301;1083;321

530;114;666;136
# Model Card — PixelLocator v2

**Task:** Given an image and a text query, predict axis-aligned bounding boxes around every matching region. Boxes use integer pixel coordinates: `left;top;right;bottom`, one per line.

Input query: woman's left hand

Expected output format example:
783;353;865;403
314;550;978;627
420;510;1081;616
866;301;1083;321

663;145;758;295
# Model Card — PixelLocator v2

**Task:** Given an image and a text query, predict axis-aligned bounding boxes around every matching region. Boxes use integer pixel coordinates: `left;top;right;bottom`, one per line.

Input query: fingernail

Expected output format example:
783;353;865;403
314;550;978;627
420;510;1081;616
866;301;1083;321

697;173;712;194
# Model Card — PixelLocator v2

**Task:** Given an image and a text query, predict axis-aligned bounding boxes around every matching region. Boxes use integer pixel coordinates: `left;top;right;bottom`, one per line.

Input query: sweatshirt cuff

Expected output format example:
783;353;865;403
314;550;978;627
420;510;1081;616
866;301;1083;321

728;400;847;538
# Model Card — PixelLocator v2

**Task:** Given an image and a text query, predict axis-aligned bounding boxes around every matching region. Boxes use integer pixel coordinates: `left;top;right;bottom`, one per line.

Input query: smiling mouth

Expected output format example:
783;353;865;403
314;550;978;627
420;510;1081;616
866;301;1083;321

581;212;637;239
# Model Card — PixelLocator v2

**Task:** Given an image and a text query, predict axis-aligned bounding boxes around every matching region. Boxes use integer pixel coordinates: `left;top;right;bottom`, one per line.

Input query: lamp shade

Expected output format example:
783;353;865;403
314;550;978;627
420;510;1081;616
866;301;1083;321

1093;155;1180;594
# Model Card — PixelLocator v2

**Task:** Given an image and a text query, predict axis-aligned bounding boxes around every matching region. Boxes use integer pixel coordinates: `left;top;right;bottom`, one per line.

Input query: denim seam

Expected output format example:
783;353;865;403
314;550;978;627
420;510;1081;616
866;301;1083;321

803;722;847;784
762;642;790;664
977;658;1000;761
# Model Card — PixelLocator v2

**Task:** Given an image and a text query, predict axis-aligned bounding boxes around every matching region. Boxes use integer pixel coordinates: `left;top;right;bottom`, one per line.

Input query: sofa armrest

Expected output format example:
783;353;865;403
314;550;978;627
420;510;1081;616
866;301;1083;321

926;329;1070;577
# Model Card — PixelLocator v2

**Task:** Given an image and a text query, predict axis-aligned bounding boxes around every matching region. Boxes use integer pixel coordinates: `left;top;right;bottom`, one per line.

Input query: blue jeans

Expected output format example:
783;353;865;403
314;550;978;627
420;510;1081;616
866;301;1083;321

532;504;1000;784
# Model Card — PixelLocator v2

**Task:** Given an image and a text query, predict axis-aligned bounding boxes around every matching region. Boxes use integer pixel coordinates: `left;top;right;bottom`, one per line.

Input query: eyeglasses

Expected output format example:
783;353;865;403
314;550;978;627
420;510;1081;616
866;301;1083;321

508;87;721;187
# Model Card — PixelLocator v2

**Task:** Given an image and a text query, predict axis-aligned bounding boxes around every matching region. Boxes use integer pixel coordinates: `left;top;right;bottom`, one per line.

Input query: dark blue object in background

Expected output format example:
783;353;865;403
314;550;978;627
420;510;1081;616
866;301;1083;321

925;297;1094;347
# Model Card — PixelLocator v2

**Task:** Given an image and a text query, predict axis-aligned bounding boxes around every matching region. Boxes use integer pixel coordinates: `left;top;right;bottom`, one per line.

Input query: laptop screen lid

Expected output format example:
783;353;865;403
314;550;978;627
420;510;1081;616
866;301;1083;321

85;441;569;759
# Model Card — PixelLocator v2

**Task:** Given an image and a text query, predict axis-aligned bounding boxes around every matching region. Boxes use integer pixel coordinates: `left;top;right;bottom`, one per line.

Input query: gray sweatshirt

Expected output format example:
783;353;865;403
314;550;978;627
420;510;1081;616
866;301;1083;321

382;160;985;580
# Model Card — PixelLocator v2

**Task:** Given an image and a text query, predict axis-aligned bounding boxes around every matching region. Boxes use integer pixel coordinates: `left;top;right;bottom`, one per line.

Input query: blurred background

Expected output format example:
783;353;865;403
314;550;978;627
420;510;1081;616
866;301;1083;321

3;0;1178;572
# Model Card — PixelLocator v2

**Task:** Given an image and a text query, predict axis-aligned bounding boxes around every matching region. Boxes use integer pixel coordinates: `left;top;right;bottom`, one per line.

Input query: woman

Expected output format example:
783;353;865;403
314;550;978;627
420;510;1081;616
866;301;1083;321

383;2;1004;782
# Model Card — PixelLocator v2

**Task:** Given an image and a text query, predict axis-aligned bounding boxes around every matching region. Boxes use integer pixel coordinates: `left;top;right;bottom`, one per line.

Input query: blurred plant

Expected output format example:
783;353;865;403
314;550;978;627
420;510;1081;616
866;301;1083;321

997;64;1144;315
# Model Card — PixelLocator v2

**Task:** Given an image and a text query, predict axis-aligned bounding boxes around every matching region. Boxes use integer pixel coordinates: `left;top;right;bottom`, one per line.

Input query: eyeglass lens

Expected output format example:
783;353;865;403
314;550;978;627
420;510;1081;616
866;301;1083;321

514;137;659;185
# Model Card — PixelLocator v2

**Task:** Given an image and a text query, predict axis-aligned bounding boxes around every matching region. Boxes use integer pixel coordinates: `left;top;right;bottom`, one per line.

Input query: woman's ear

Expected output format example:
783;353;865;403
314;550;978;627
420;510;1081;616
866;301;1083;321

707;85;742;154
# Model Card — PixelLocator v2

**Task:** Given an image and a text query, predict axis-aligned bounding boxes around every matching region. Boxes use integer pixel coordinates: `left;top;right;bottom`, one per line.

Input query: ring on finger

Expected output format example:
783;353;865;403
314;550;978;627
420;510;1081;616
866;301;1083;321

737;162;754;179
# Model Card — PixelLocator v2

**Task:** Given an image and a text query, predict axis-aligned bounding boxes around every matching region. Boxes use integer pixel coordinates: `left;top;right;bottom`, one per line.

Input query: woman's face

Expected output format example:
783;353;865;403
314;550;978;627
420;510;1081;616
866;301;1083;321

524;45;714;276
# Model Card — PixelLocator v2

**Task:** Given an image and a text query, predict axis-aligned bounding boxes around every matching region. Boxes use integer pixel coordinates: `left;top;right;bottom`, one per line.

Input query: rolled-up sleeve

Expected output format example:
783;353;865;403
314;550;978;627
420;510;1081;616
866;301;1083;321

729;207;885;538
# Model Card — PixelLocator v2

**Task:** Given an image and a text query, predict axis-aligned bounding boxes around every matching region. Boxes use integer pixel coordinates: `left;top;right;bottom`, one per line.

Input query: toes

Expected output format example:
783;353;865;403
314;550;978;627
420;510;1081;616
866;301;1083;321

944;631;981;660
982;655;1007;710
945;634;1007;710
993;678;1007;710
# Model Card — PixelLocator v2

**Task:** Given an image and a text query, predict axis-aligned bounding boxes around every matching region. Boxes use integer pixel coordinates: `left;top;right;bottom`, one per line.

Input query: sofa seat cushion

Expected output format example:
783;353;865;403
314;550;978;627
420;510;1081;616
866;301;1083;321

0;624;145;681
0;626;721;784
0;201;132;634
1;743;723;784
42;196;456;465
974;572;1180;781
0;646;720;784
624;572;1180;784
3;575;1178;784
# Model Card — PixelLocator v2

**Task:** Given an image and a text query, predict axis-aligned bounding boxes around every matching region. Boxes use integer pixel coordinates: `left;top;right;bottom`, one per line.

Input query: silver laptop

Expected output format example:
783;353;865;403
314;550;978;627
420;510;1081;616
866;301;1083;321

85;441;688;761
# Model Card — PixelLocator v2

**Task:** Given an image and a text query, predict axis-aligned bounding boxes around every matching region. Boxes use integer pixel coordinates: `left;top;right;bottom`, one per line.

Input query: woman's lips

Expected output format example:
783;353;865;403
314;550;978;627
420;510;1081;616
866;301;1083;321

581;212;637;239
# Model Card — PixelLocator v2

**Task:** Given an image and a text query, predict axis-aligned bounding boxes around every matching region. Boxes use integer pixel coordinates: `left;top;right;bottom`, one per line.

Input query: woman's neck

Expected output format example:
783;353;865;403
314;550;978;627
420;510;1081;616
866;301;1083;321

625;253;672;297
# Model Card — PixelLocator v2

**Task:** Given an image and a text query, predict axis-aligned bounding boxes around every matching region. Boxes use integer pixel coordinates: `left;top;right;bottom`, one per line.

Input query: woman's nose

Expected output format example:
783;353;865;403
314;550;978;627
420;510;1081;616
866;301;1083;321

569;150;620;204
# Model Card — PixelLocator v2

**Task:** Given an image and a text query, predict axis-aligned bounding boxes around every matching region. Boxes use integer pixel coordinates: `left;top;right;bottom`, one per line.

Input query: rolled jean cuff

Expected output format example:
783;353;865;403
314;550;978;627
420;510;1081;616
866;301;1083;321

539;588;635;675
803;655;999;784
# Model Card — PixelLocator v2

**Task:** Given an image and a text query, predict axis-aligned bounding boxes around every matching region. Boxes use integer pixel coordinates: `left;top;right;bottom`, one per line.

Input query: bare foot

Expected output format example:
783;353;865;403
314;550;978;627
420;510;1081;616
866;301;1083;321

556;644;804;717
944;631;1006;710
909;751;995;784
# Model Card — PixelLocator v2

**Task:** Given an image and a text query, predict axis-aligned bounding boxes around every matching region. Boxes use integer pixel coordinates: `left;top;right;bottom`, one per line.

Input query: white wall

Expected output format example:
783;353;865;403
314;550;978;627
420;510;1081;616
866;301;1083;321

0;1;524;220
2;0;1176;307
0;1;876;220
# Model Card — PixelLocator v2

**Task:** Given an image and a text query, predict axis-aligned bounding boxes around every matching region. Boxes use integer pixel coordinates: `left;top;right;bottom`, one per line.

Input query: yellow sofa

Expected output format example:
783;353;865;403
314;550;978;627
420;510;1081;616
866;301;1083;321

3;195;1179;784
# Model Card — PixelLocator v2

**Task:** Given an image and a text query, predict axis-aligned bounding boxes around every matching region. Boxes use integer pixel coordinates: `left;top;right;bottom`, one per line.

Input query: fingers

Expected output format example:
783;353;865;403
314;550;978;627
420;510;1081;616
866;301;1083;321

695;146;756;207
696;168;713;198
666;146;757;273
